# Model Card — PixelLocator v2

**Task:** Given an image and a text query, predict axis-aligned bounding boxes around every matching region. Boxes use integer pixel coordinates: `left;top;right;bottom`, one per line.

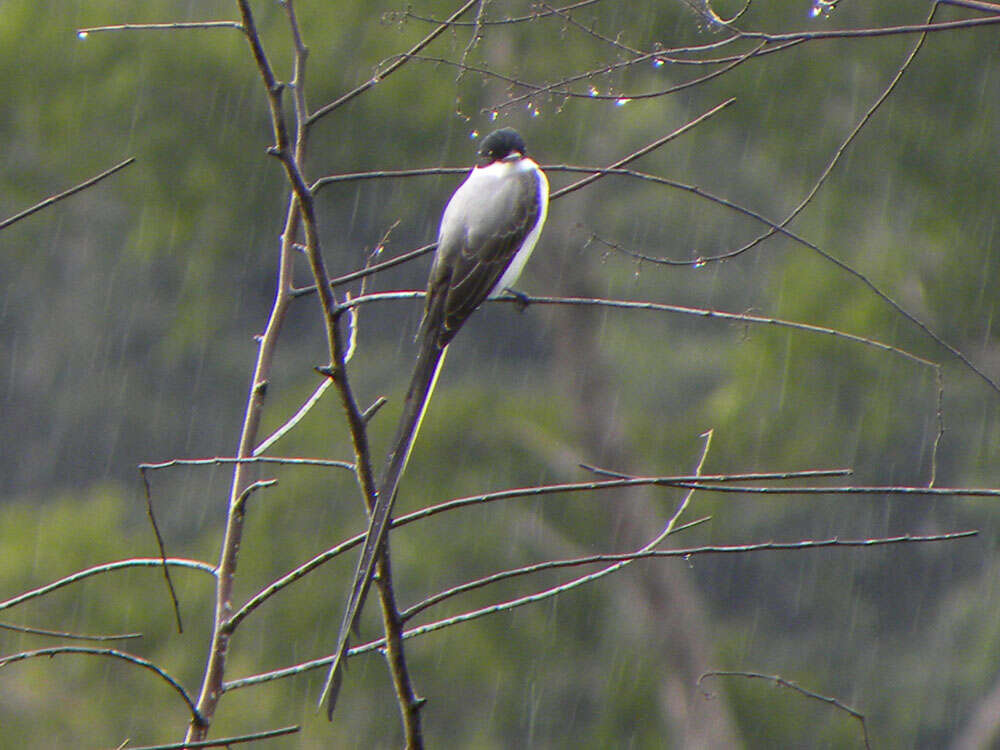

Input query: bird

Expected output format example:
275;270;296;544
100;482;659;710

320;127;549;717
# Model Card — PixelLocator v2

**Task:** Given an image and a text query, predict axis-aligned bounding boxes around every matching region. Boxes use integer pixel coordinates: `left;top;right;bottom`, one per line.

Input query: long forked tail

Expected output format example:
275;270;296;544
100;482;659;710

320;321;448;718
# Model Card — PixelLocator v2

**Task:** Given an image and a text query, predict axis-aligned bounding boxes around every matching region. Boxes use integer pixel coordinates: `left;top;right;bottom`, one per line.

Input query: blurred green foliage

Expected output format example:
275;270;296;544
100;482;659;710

2;0;1000;746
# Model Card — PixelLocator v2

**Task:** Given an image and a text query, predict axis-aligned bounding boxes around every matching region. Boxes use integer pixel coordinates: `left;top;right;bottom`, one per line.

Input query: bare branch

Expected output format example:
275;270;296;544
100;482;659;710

182;0;309;739
312;167;467;191
227;466;849;625
252;381;334;456
939;0;1000;11
140;468;184;634
224;529;975;693
248;0;422;734
0;558;215;612
390;0;604;27
691;4;933;266
403;530;978;622
699;671;872;750
339;289;938;370
232;479;278;512
485;38;778;113
0;621;141;642
729;13;1000;42
644;484;1000;498
0;648;202;724
552;98;735;201
396;532;978;642
139;456;354;472
76;22;243;37
579;464;852;482
308;0;483;124
113;725;299;750
564;160;996;398
0;158;134;231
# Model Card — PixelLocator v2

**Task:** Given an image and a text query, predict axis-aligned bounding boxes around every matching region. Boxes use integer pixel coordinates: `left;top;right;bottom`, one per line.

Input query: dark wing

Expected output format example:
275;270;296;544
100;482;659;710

426;167;541;346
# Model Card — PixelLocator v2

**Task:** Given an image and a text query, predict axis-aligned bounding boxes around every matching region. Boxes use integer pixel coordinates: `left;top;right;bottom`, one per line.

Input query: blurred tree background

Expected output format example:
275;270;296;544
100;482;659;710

1;0;999;747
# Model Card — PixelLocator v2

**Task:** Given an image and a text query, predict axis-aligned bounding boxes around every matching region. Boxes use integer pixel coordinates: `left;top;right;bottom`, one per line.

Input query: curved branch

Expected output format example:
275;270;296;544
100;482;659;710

699;671;871;749
0;647;202;724
338;289;938;370
0;558;215;612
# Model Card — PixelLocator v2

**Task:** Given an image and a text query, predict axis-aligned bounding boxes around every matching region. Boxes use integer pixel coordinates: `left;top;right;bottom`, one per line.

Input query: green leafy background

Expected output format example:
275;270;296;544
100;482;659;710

1;0;999;746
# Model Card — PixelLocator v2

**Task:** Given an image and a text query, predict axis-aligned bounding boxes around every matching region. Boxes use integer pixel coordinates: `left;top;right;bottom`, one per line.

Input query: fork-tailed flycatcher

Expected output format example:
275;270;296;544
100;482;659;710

321;128;549;717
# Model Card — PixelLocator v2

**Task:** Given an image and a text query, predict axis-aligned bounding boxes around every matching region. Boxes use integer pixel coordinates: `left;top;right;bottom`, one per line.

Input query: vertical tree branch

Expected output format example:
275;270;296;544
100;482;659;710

185;0;422;744
277;1;423;743
184;198;299;741
184;4;300;740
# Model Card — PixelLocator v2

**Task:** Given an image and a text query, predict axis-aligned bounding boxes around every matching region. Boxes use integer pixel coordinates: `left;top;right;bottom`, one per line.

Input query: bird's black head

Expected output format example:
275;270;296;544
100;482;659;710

477;128;527;165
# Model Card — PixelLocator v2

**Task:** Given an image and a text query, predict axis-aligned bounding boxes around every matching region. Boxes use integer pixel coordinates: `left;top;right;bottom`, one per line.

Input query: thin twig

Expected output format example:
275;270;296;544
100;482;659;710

730;13;1000;42
76;22;242;36
232;479;278;512
929;366;945;488
939;0;1000;11
0;558;215;612
312;166;467;191
139;469;184;633
308;0;482;124
393;0;603;27
579;464;851;482
139;456;355;471
252;381;333;455
0;621;141;642
699;671;872;749
0;158;135;231
292;244;437;298
111;725;299;750
395;531;977;647
403;530;977;622
226;468;849;625
224;529;976;692
639;483;1000;497
183;0;304;741
0;648;202;724
339;290;938;369
552;98;736;201
400;516;714;622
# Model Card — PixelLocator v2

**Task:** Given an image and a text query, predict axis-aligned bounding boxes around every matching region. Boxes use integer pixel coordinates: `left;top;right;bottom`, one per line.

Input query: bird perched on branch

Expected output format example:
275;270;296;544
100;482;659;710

321;127;549;717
